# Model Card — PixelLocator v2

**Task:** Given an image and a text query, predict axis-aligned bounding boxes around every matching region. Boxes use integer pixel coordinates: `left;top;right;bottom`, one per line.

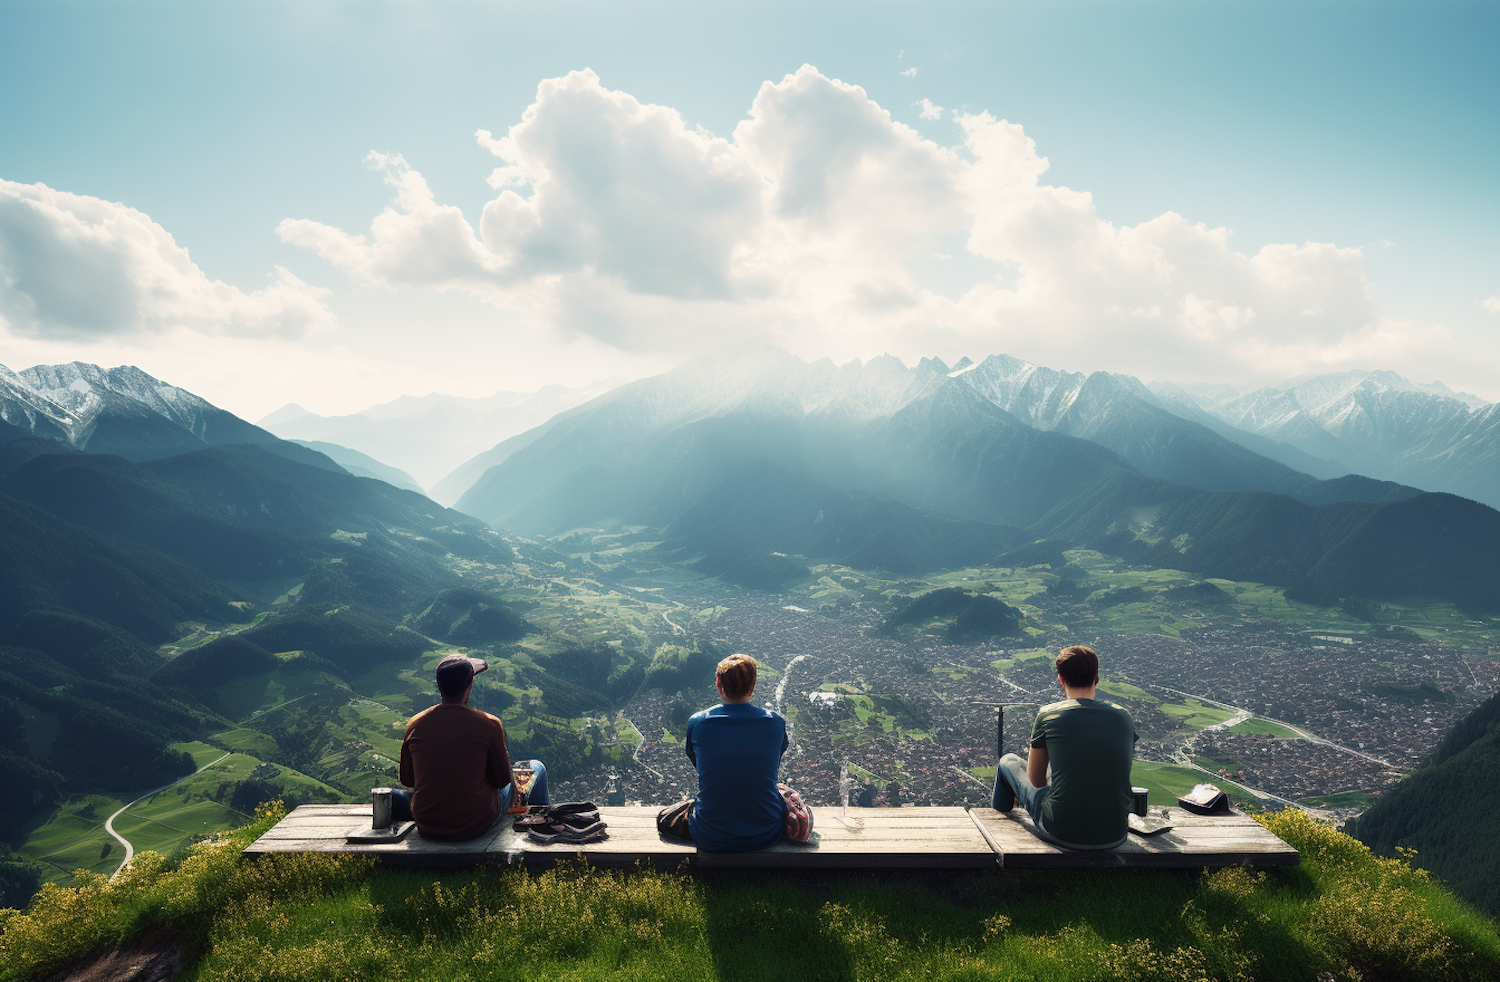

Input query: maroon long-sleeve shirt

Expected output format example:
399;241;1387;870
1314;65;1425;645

399;702;513;841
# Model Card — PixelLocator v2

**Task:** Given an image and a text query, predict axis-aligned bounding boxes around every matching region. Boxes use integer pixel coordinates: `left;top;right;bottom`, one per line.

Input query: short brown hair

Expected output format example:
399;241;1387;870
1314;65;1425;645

716;654;757;701
1056;645;1099;688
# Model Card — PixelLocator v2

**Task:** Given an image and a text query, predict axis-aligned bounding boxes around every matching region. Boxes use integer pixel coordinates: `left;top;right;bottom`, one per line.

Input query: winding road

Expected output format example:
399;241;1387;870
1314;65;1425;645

774;654;810;712
105;752;231;880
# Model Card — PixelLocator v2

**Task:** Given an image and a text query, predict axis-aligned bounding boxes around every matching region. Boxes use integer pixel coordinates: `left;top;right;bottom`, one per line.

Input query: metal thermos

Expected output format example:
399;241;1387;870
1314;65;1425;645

371;787;393;829
1130;786;1149;817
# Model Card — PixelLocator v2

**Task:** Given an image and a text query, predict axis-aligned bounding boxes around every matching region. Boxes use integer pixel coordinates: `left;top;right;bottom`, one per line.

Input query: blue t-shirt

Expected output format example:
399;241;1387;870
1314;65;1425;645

684;702;788;853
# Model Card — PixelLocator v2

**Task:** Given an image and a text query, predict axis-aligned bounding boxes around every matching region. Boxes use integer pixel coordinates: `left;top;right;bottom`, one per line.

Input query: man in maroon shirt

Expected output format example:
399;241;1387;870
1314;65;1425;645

392;654;549;840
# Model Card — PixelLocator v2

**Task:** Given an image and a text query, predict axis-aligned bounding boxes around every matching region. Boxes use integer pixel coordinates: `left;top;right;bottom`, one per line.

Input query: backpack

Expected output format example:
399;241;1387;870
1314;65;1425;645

780;784;813;843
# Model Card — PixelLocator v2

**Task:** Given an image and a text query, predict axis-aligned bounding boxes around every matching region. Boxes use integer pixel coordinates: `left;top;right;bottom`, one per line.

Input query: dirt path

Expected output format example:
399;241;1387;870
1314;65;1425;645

105;753;231;880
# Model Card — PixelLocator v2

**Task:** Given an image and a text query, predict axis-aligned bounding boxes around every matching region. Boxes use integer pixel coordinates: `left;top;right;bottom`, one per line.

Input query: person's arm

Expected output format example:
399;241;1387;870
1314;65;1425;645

1027;745;1049;788
486;716;513;789
399;739;414;787
684;716;698;767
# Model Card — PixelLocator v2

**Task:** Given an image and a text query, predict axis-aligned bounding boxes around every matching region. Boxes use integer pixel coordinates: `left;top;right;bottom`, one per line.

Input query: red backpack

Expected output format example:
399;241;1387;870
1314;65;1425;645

779;783;813;843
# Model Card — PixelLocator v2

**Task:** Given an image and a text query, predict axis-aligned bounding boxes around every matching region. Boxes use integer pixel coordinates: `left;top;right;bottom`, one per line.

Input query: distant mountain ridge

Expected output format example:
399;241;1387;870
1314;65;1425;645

454;347;1500;609
260;377;626;497
2;362;287;462
949;354;1325;496
288;440;425;494
1153;370;1500;509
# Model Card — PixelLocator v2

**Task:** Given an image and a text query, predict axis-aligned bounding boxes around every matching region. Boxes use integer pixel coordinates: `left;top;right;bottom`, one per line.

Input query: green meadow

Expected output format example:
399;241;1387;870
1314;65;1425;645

1302;791;1381;811
1229;717;1303;738
1159;699;1237;729
16;795;125;883
5;806;1497;982
1129;761;1260;807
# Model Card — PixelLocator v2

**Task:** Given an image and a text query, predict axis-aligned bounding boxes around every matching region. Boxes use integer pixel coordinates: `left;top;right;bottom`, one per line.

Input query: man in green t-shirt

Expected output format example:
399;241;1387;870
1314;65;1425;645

992;645;1137;849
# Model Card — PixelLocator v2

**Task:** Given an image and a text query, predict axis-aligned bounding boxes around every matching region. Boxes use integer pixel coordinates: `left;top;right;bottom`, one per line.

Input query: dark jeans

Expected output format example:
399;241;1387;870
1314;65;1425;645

391;758;549;823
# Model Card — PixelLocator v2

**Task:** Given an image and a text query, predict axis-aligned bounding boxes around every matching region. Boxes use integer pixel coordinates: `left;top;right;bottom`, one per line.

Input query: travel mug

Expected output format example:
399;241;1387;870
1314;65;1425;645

371;787;393;829
1131;786;1149;817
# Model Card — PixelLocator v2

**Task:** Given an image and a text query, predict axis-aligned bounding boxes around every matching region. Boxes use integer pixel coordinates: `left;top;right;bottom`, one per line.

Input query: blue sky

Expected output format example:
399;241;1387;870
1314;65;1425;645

2;0;1496;417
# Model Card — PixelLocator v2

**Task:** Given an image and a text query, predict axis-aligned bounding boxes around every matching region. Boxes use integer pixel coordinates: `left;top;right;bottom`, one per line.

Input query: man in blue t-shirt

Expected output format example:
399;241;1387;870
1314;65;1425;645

656;654;789;852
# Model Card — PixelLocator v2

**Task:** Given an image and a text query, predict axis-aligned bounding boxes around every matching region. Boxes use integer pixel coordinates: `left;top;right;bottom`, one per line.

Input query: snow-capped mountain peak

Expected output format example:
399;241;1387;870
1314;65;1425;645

2;360;281;460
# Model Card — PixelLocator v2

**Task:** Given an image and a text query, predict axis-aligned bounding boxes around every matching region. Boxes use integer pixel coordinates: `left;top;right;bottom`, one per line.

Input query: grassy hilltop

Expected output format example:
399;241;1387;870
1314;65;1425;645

2;804;1498;982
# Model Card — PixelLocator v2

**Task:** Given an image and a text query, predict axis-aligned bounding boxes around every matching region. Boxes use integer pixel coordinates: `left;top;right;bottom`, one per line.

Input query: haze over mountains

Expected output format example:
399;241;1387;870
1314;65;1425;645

1152;370;1500;510
258;378;626;497
451;347;1500;607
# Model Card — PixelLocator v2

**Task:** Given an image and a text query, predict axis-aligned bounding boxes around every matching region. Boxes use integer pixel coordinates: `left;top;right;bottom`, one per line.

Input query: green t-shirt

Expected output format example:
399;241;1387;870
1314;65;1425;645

1030;697;1137;847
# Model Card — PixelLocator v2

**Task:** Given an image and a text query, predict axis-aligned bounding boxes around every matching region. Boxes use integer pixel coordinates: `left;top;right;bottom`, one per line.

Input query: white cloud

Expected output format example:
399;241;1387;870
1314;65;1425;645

0;180;333;340
917;98;944;120
900;67;918;78
277;65;1429;380
1482;297;1500;314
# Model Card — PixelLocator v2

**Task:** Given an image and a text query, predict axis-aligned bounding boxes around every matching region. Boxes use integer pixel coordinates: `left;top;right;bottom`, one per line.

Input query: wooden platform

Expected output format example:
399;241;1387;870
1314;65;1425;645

968;808;1301;869
246;804;1298;870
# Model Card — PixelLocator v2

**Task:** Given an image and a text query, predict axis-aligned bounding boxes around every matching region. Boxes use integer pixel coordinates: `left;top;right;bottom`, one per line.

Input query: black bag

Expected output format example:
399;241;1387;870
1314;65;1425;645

656;799;694;841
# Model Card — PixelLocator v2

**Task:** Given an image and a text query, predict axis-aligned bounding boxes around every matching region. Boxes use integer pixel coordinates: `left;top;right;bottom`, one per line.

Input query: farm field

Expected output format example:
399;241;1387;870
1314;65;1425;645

1160;699;1237;729
1229;718;1303;738
1130;761;1259;807
17;794;126;883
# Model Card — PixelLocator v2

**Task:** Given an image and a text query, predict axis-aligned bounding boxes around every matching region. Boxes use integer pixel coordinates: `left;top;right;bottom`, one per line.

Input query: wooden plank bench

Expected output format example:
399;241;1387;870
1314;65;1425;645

245;805;995;869
698;807;996;868
245;804;1298;870
968;807;1300;869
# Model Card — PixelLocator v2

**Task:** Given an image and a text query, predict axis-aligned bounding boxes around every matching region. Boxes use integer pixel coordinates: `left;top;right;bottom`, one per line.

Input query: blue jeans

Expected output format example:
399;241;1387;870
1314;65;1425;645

991;752;1049;824
391;758;549;822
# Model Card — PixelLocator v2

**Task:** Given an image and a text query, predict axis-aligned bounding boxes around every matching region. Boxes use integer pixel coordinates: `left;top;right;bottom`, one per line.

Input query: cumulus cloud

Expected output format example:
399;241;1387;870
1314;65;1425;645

0;180;333;340
277;65;1417;378
1482;297;1500;314
900;67;918;78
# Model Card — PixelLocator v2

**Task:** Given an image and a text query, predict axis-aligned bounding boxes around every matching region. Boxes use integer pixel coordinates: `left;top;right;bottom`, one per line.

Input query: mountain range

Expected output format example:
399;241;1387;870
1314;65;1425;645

1152;370;1500;510
452;347;1500;607
259;378;626;497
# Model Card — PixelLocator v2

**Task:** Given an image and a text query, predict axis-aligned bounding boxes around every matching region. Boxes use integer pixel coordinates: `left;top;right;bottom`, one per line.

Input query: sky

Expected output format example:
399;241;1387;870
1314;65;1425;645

1;0;1497;420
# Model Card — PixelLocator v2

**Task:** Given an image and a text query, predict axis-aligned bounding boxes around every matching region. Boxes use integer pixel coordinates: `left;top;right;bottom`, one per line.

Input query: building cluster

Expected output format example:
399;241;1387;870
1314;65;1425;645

550;582;1498;813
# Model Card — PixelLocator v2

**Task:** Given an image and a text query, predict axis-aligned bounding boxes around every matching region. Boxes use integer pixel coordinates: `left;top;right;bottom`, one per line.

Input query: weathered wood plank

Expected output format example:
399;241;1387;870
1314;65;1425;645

968;808;1298;869
695;809;996;868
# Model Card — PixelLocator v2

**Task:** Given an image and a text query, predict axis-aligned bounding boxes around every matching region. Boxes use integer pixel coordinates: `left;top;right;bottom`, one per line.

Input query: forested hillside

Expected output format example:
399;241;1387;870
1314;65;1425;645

0;433;527;904
1350;691;1500;914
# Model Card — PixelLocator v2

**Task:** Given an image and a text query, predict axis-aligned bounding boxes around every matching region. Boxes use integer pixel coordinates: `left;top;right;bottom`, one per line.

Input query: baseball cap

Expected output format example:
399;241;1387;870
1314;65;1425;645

435;653;488;694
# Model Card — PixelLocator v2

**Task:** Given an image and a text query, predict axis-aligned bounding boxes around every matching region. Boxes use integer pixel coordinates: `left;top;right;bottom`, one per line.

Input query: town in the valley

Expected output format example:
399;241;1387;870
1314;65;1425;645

545;576;1497;823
